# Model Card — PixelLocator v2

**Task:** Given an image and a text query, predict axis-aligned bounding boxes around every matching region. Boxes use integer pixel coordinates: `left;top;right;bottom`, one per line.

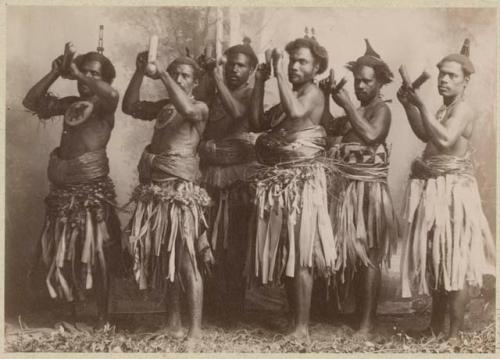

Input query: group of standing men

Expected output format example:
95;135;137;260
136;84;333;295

23;29;495;343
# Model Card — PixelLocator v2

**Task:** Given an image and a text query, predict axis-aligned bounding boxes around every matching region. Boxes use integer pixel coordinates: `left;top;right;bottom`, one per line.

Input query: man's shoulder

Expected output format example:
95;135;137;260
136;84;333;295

452;100;475;120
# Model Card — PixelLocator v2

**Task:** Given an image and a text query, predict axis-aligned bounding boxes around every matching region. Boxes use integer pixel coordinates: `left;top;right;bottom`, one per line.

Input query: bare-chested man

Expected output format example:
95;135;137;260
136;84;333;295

197;40;258;324
398;39;495;339
320;39;398;336
122;52;212;340
246;35;336;341
23;46;121;327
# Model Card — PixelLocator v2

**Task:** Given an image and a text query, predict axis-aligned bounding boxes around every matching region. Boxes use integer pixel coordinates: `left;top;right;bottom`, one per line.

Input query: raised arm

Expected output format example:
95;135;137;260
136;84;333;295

274;50;316;121
22;55;75;118
330;87;390;144
407;88;472;149
397;86;429;142
249;63;270;132
155;59;208;123
122;51;168;121
213;64;248;120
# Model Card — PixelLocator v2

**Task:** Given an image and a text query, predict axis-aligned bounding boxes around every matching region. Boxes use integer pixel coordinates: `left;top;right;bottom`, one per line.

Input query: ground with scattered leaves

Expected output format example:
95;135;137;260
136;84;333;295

5;296;495;353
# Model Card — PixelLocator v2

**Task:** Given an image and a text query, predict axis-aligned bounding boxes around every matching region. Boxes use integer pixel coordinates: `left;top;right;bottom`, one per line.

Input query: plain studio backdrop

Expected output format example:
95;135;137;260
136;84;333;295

5;6;496;314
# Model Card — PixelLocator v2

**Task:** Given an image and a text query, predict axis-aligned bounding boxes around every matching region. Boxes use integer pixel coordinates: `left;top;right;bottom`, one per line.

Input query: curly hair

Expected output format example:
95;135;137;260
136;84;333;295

224;44;258;68
167;56;202;80
284;38;328;75
74;52;116;84
346;58;393;85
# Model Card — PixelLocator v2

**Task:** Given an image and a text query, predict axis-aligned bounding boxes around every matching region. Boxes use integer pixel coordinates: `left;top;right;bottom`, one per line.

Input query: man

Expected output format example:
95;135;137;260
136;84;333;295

23;45;121;327
320;39;398;336
122;51;212;340
398;39;495;339
197;40;258;323
246;35;336;341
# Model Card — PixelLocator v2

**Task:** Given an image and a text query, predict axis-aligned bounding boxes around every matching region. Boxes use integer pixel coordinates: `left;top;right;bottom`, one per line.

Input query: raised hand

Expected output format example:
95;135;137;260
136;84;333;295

271;48;283;74
51;55;65;75
404;86;423;107
319;69;336;94
397;86;411;106
135;51;148;73
255;63;271;83
67;61;82;80
331;87;353;110
151;59;165;78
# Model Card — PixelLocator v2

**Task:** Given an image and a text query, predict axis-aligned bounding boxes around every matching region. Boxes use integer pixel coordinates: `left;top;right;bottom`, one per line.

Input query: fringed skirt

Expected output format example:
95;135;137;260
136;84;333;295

401;157;495;297
125;179;212;291
39;176;121;302
326;143;399;283
244;162;336;285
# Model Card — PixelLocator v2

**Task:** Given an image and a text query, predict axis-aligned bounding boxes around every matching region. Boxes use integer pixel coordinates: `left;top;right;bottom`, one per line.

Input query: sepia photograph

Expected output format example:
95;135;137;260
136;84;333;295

3;1;498;354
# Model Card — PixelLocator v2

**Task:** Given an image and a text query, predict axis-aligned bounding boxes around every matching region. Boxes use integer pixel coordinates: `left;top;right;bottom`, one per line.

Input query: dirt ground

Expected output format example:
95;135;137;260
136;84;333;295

4;290;496;353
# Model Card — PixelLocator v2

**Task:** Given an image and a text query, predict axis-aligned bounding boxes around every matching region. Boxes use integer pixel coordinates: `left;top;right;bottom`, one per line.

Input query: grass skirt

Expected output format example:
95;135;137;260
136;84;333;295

326;143;399;284
400;154;495;297
39;176;121;302
244;162;336;285
125;179;212;290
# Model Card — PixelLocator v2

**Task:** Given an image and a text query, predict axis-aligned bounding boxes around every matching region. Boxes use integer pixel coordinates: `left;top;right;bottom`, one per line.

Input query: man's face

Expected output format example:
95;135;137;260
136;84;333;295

169;64;198;95
77;60;103;97
224;53;253;90
354;65;381;104
288;47;318;86
437;61;468;98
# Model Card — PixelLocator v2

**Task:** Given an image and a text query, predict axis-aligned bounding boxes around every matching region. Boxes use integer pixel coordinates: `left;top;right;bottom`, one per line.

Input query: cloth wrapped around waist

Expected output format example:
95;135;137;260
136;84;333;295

255;126;326;166
200;132;257;166
47;148;110;185
326;142;390;182
138;145;200;183
410;152;474;180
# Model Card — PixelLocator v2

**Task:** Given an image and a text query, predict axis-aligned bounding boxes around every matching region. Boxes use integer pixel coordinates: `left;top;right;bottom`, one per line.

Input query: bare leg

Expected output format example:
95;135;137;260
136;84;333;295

67;301;77;324
357;249;381;335
449;285;468;338
180;243;204;339
95;265;109;328
289;267;313;341
284;277;295;329
165;278;184;338
429;290;447;335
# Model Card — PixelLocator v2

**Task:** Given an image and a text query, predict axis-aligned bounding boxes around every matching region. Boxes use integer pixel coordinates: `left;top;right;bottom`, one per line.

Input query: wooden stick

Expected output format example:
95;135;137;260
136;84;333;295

399;65;431;89
398;65;412;87
411;71;431;89
145;35;158;76
334;77;347;92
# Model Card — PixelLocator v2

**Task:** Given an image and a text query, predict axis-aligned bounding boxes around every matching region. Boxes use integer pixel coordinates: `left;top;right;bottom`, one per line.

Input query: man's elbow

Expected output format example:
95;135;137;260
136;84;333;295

363;131;383;145
22;97;37;112
122;100;134;115
436;137;456;150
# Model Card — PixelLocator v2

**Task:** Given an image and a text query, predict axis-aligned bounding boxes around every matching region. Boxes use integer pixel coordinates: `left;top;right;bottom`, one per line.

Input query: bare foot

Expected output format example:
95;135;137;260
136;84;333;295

187;326;202;339
354;327;374;341
286;327;310;343
408;326;442;339
184;334;202;352
167;327;185;339
94;317;109;331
